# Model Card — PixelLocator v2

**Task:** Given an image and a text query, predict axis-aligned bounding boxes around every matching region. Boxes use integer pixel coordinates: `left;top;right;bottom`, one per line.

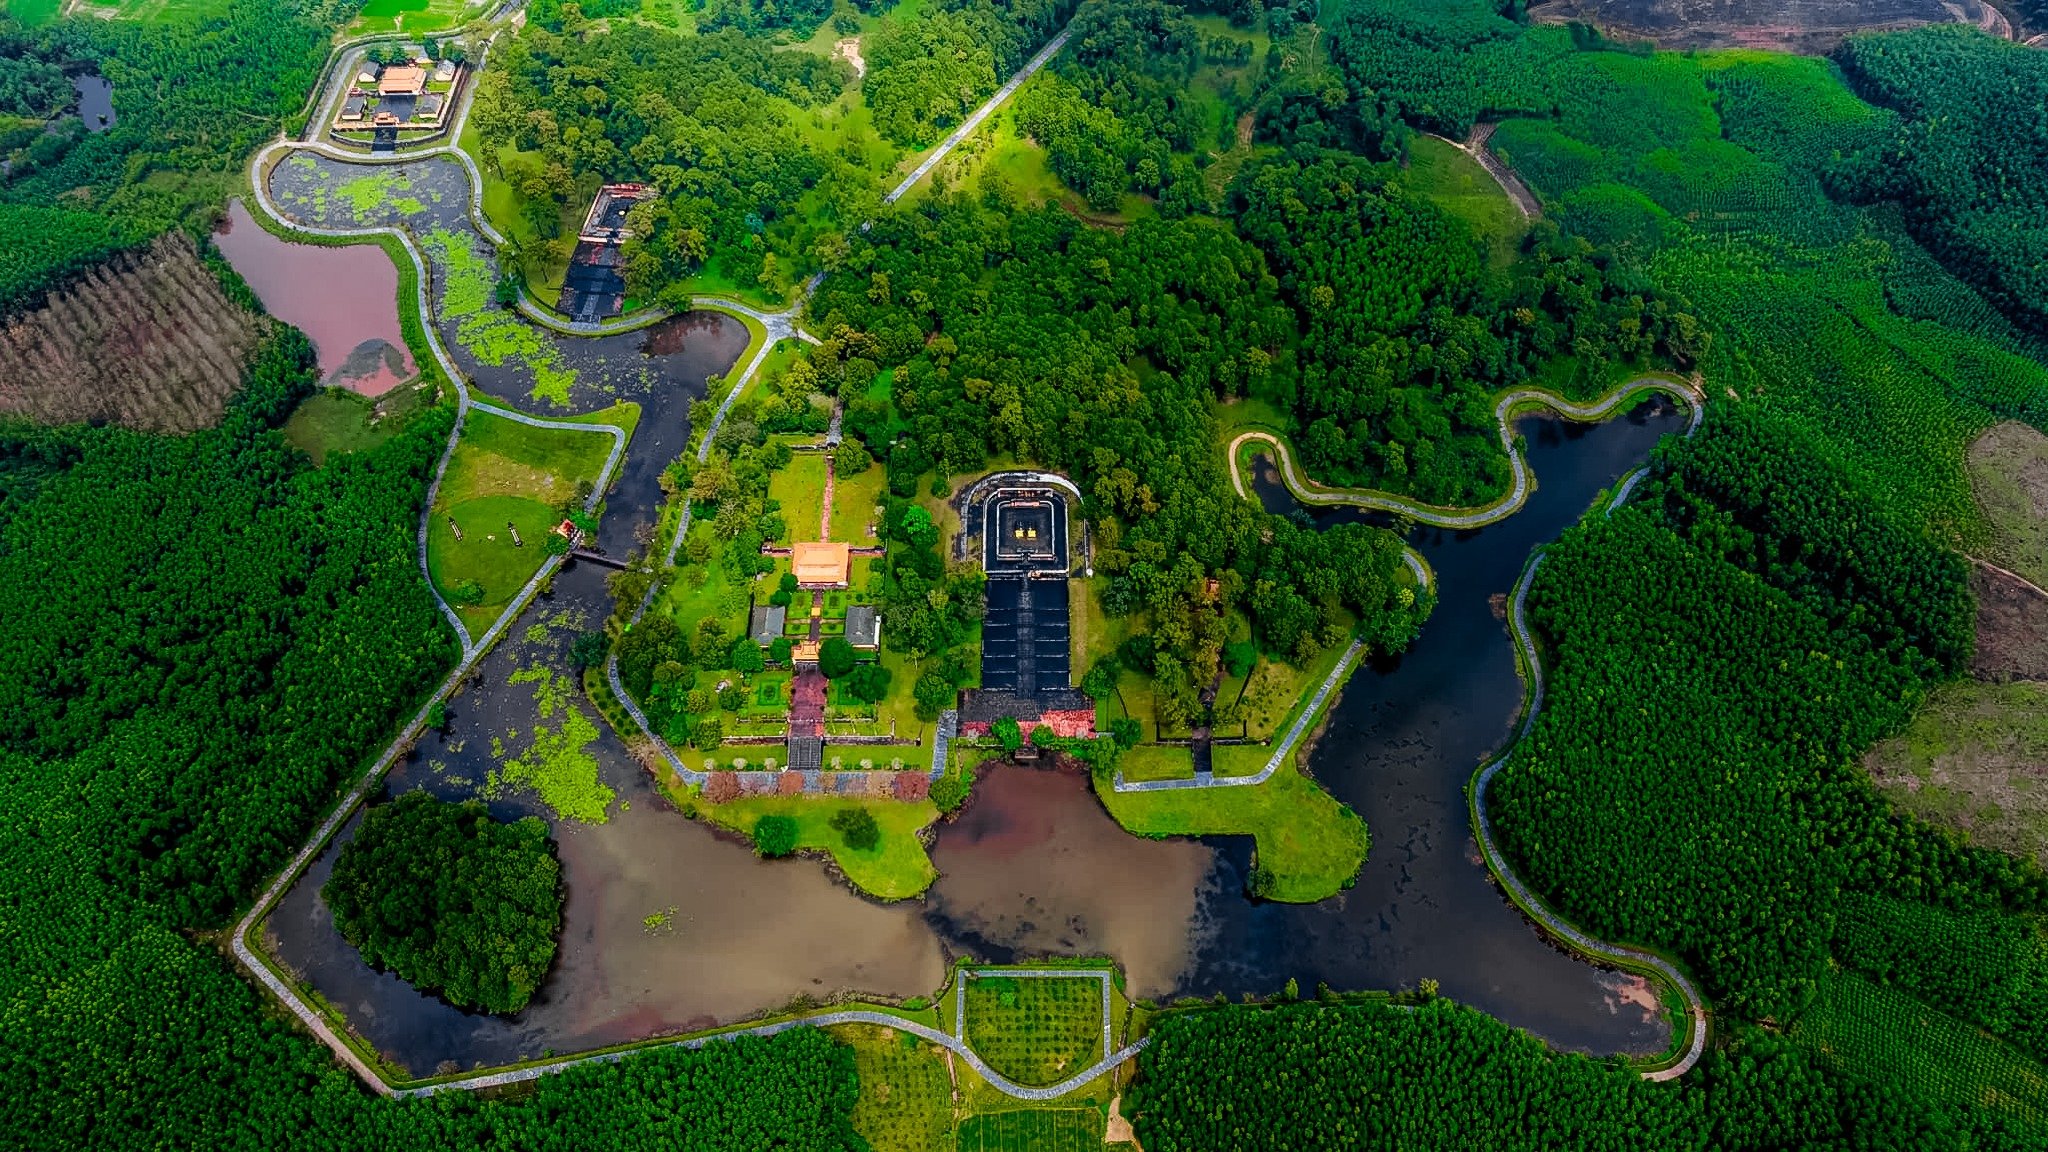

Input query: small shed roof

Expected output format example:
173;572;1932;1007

845;605;879;649
433;59;458;82
792;541;850;588
750;604;787;646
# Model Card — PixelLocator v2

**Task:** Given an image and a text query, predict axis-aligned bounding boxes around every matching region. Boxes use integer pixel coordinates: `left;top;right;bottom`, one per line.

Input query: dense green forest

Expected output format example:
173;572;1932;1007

1127;999;2039;1150
0;266;875;1148
1834;27;2048;340
862;0;1073;146
808;198;1431;713
323;791;563;1014
0;0;347;307
471;19;850;302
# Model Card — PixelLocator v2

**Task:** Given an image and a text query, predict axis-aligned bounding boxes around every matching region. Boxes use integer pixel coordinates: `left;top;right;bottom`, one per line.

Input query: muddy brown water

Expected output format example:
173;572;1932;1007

213;199;416;396
261;148;1681;1074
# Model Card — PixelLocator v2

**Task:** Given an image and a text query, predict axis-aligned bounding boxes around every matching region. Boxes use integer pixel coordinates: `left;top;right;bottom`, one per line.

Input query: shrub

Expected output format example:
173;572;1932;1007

993;716;1023;753
931;772;970;813
752;814;798;857
846;661;891;703
830;806;880;851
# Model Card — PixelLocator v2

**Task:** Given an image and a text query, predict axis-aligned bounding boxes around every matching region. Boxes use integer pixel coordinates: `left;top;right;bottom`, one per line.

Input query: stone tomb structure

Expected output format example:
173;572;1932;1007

559;183;654;323
956;475;1093;739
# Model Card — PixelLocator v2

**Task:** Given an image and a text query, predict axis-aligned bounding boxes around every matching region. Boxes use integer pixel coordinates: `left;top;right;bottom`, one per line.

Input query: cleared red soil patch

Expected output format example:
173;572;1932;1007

213;199;415;397
0;231;263;433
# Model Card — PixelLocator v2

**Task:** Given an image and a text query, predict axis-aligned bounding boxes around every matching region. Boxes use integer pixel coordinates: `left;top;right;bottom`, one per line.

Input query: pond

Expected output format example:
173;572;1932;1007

213;199;416;397
72;73;113;133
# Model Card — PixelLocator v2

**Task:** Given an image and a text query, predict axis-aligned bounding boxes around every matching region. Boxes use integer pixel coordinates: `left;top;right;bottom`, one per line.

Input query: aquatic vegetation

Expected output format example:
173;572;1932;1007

492;702;613;824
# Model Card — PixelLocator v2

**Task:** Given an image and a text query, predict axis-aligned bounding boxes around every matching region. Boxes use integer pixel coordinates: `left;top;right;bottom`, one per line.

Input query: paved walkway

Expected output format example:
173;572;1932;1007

1227;377;1703;530
1472;551;1709;1081
1111;639;1364;793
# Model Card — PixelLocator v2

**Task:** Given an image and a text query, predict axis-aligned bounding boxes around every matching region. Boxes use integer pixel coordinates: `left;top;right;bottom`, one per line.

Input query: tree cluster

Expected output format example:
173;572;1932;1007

1834;26;2048;339
1230;150;1704;503
809;192;1431;686
323;791;564;1015
470;20;851;301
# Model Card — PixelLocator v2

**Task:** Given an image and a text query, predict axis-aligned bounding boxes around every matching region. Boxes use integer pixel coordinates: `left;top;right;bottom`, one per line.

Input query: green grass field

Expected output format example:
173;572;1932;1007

769;450;830;543
1097;757;1368;903
830;1024;957;1152
830;459;887;544
1400;135;1528;268
958;1109;1105;1152
283;390;400;465
426;407;621;633
1790;970;2048;1138
696;794;939;899
963;974;1103;1088
347;0;489;37
52;0;231;22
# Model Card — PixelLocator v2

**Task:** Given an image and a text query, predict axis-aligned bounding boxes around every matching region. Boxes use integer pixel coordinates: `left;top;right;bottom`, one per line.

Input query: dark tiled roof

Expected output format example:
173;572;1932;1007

749;604;786;646
845;605;878;648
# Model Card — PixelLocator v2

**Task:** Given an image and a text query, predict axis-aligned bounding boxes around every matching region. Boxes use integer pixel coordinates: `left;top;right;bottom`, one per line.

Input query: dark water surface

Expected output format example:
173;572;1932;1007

260;149;1684;1072
72;74;113;132
213;199;415;396
1194;398;1684;1054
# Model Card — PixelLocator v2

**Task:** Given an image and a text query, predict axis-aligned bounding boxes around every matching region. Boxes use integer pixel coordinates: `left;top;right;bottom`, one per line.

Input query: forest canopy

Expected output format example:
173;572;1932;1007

323;791;564;1015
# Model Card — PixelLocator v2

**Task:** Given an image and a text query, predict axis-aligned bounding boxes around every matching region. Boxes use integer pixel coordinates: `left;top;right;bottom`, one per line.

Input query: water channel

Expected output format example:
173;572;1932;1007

256;148;1681;1075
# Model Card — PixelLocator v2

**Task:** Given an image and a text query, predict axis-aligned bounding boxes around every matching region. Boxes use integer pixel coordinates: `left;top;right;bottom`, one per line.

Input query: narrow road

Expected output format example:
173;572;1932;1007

1227;377;1703;530
883;27;1074;205
1433;123;1541;221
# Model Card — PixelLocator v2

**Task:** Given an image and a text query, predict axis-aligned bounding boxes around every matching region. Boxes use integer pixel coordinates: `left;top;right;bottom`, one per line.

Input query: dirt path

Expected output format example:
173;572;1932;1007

834;36;867;78
1457;123;1541;221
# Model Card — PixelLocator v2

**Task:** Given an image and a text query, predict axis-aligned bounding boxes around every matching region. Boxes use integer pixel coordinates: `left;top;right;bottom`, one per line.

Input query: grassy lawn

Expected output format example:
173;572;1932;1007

1399;135;1528;268
831;459;887;544
769;450;830;543
64;0;230;21
427;407;618;633
345;0;486;35
1117;744;1192;782
283;390;398;465
963;974;1103;1088
829;1024;957;1152
655;522;754;642
696;793;939;900
1095;758;1368;903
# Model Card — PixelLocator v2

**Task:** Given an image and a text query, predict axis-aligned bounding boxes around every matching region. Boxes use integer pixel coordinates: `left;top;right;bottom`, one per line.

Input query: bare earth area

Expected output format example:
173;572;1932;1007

1968;421;2048;589
1865;422;2048;867
0;231;263;433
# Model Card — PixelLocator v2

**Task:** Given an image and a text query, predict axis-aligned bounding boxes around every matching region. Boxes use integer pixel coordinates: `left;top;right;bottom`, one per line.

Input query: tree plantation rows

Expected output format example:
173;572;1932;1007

1127;999;2041;1150
16;0;2048;1143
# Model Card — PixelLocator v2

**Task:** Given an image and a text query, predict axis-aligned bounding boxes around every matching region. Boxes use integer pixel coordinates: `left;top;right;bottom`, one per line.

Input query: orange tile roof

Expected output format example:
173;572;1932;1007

791;541;850;587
